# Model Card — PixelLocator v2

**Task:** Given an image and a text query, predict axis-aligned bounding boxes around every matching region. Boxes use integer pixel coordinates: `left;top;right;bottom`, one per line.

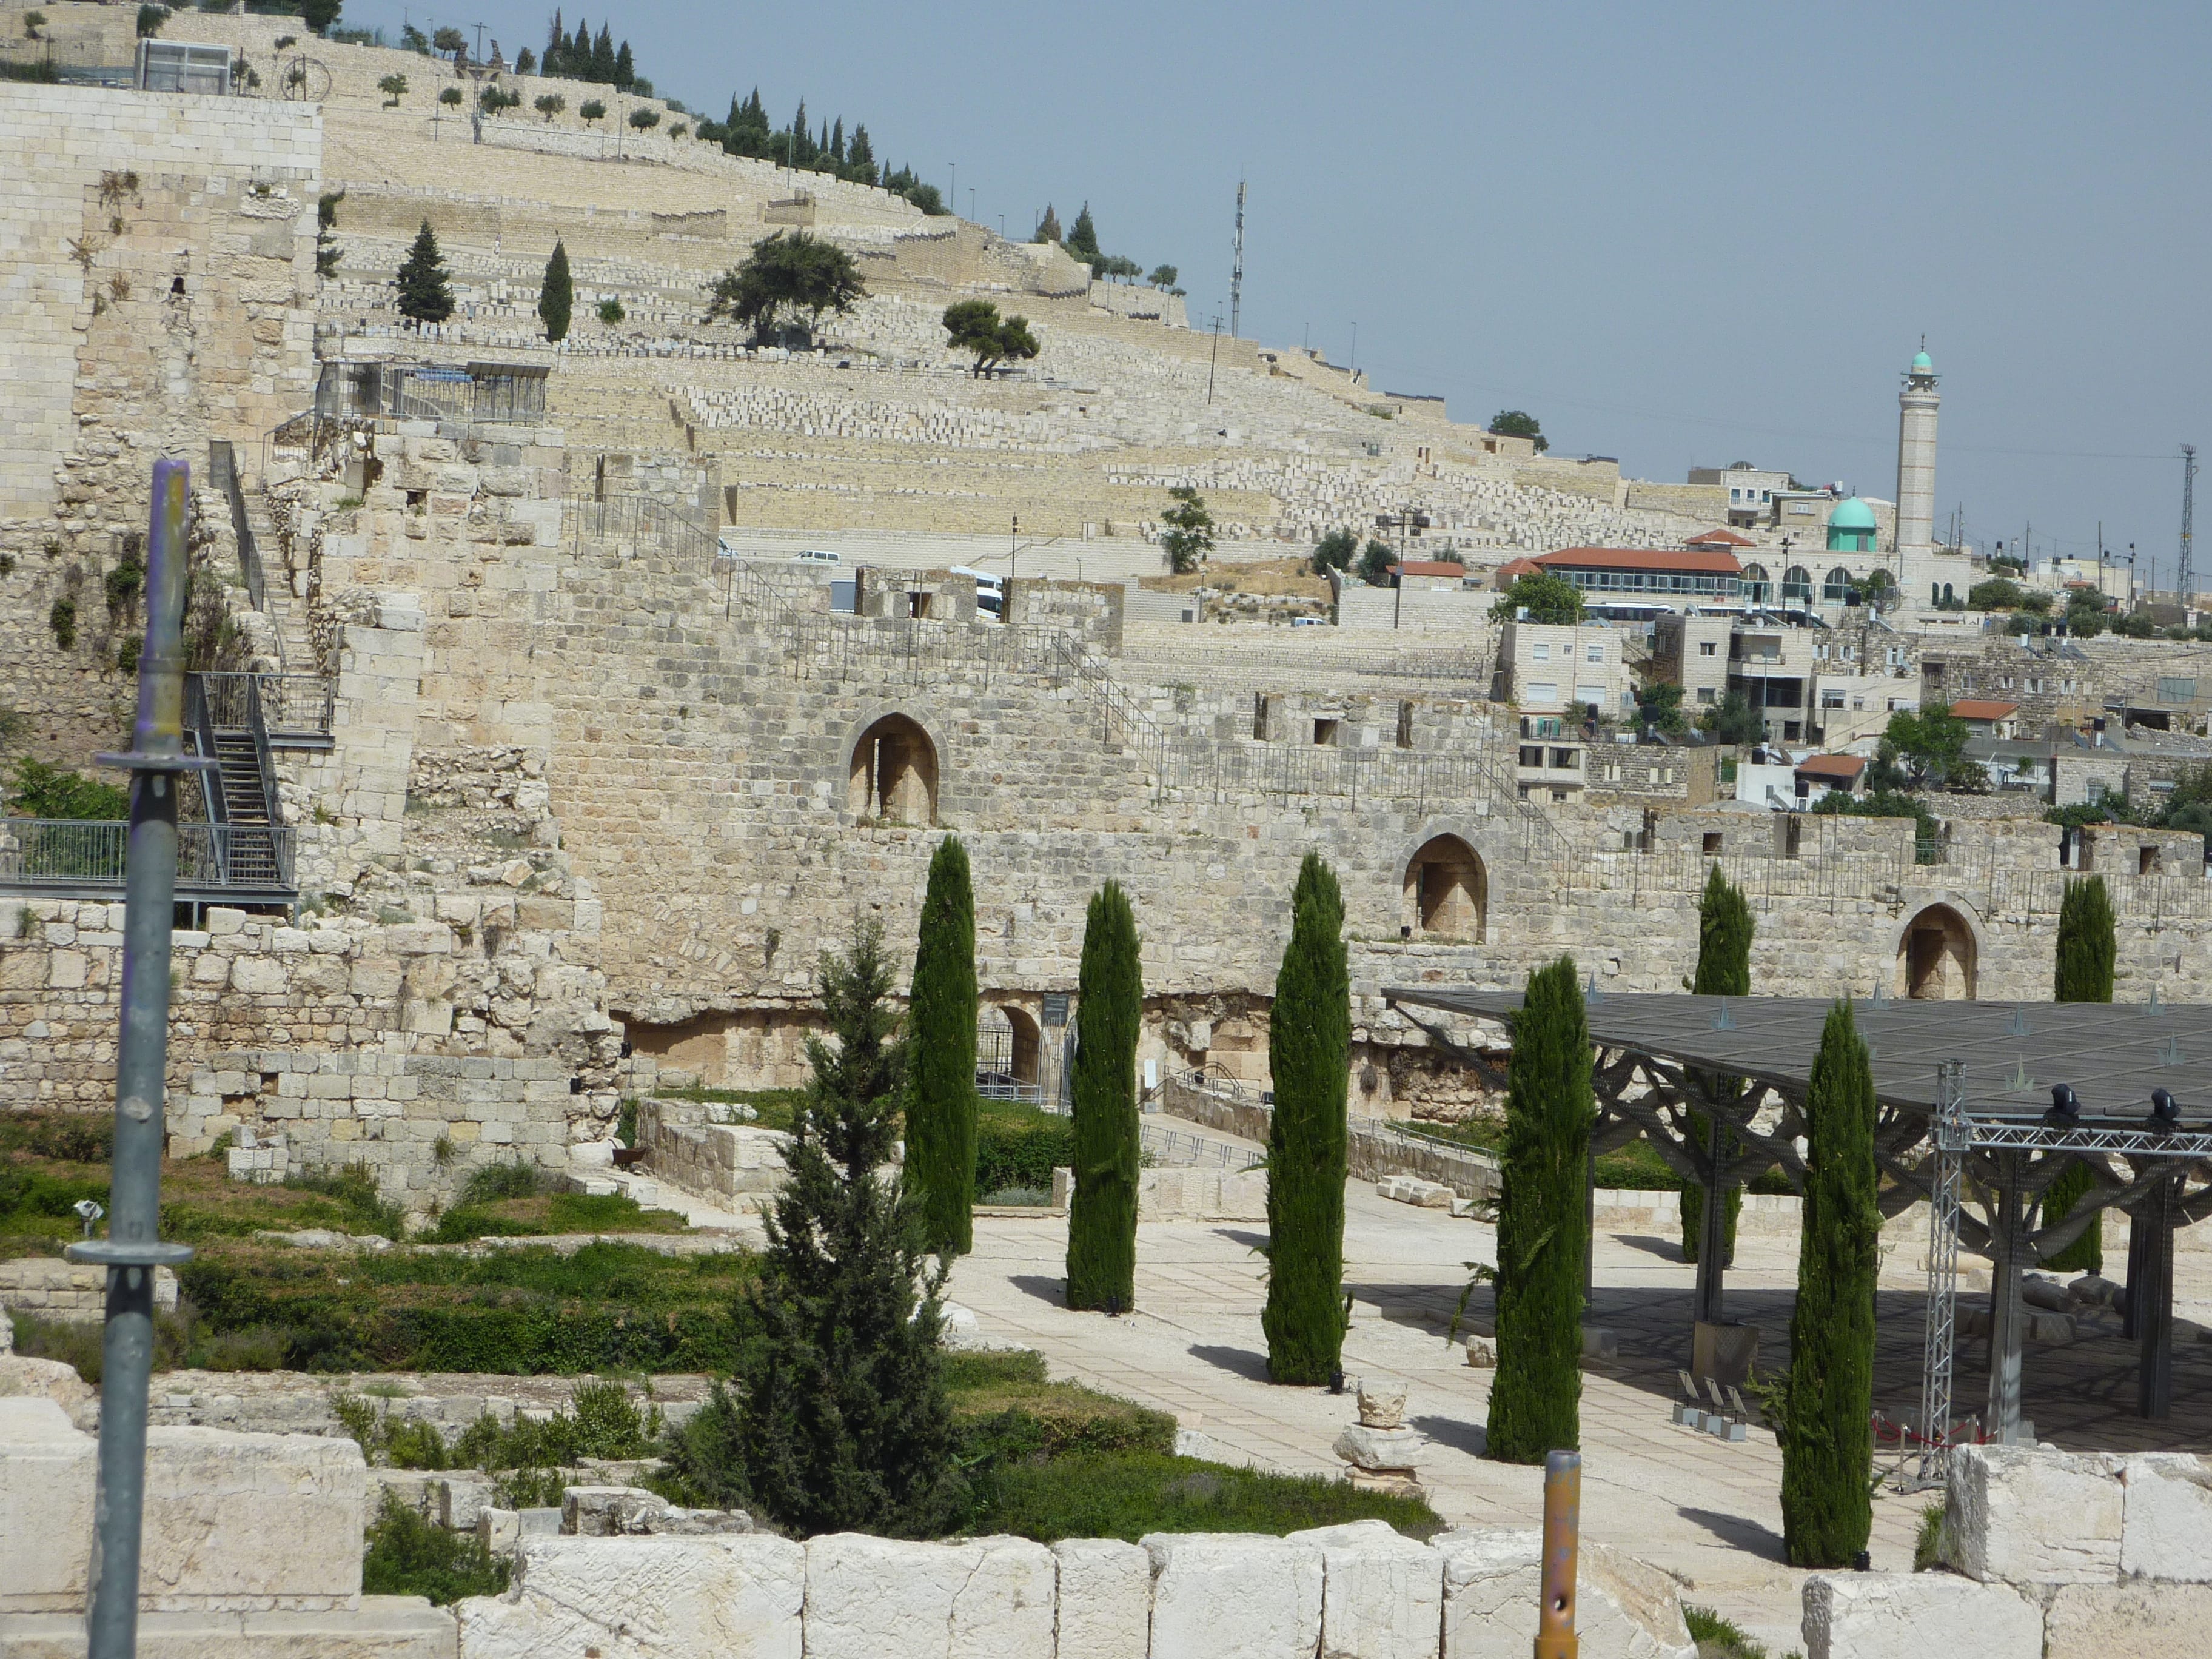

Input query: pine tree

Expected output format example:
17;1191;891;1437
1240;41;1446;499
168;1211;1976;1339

1033;203;1061;245
846;124;876;184
1780;999;1878;1568
589;24;614;82
1066;882;1141;1312
1262;853;1350;1384
1486;956;1591;1464
1066;203;1101;263
537;238;572;342
612;39;632;89
905;835;979;1258
395;220;454;324
661;920;964;1536
2043;875;2116;1272
830;117;845;164
570;19;589;75
1683;862;1751;1263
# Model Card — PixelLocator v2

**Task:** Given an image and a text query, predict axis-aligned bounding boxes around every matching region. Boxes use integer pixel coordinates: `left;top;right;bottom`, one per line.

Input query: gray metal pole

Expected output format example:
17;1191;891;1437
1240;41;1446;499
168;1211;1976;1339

2138;1173;2177;1421
72;459;203;1659
1694;1108;1728;1326
1984;1151;2025;1442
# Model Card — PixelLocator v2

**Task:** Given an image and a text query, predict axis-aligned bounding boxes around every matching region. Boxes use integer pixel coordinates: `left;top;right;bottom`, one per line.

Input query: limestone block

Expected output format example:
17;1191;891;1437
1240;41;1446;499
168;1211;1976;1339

0;1353;93;1416
561;1484;671;1536
0;1596;458;1657
803;1532;1054;1659
434;1475;497;1533
2043;1580;2212;1659
454;1535;802;1659
1437;1530;1693;1659
1142;1532;1324;1659
1942;1444;2122;1586
1050;1537;1149;1659
1801;1571;2041;1659
1356;1383;1407;1430
1333;1424;1426;1472
2119;1453;2212;1580
1290;1520;1444;1659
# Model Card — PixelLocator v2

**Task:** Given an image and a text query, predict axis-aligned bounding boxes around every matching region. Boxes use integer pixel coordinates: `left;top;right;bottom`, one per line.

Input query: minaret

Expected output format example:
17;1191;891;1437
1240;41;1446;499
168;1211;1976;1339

1895;345;1940;554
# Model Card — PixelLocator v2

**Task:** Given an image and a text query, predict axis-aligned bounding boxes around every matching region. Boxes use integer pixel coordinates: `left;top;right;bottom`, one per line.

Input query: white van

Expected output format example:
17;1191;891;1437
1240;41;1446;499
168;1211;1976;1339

950;565;1006;618
791;549;842;566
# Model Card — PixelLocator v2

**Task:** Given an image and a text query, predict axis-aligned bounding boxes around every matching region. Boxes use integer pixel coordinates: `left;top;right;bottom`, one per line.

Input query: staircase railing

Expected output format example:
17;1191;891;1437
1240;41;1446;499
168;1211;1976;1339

208;440;270;622
0;822;296;897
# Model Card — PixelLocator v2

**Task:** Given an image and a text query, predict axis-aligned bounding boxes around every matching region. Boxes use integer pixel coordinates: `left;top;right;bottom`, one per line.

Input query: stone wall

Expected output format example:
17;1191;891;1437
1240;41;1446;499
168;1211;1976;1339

0;1258;178;1324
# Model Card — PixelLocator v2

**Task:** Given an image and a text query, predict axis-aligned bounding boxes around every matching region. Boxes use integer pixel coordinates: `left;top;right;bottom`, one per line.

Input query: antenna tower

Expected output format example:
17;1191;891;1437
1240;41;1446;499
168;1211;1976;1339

2182;444;2199;605
1228;179;1245;340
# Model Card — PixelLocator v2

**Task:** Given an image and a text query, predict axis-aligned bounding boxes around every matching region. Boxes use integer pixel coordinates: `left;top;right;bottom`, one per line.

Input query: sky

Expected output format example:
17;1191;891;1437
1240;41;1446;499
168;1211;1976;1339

344;0;2210;577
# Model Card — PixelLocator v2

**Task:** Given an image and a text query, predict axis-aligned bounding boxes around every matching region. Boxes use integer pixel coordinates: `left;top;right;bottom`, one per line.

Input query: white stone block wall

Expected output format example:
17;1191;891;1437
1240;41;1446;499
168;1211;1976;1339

0;1258;178;1325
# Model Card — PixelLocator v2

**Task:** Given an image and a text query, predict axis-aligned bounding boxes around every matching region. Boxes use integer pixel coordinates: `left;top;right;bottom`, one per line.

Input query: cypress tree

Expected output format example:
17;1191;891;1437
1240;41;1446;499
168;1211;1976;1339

1682;862;1751;1262
589;24;614;82
1780;999;1878;1567
1262;853;1350;1385
661;920;962;1536
570;19;589;74
905;834;978;1257
1066;882;1141;1312
1486;956;1592;1463
537;238;572;342
2043;875;2117;1272
395;220;454;324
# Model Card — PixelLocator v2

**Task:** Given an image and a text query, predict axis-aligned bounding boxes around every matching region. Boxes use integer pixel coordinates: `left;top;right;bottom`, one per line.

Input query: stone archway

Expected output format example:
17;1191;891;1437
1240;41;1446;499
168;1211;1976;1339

1404;834;1487;941
979;1004;1043;1091
848;714;939;824
1899;903;1977;1000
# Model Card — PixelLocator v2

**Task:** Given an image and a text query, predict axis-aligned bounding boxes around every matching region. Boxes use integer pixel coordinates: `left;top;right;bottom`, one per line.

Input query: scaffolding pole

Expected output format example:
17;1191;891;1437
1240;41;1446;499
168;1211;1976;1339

1909;1060;1967;1489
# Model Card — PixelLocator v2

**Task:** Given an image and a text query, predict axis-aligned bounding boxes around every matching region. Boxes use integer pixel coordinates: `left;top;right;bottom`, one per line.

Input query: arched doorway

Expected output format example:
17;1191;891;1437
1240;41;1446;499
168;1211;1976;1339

1404;835;1487;940
1899;904;1977;1000
978;1005;1043;1098
848;714;939;823
1822;566;1854;603
1741;563;1771;604
1781;565;1813;605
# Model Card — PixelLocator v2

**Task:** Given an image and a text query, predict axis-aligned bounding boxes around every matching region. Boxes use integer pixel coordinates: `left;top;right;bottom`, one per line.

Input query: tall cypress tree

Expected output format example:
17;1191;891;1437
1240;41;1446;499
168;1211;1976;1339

1683;862;1752;1262
537;238;572;342
1066;882;1141;1312
1263;853;1350;1385
905;834;979;1258
2043;875;2116;1272
589;24;614;82
395;220;454;324
1781;999;1878;1567
661;920;963;1537
1486;956;1592;1463
613;40;633;90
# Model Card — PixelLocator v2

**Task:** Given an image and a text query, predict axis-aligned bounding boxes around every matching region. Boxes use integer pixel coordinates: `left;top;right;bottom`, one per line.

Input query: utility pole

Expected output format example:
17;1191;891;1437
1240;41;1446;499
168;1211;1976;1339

1228;179;1245;340
472;20;486;59
2180;444;2198;607
1206;313;1223;404
1350;320;1358;378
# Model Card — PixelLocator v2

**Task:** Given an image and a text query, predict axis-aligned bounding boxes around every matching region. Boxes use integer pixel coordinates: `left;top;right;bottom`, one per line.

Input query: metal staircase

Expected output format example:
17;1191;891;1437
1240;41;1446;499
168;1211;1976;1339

184;674;295;900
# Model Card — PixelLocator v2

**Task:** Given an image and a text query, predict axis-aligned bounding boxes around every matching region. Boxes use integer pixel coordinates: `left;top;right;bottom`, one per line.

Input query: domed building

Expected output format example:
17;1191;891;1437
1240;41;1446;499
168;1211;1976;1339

1826;495;1879;554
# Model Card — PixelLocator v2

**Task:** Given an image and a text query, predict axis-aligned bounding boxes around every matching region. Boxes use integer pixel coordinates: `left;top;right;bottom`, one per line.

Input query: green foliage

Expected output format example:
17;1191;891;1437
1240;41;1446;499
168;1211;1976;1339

1699;687;1765;746
1967;577;2025;610
136;6;169;39
628;106;659;130
1356;540;1396;586
1263;854;1350;1385
702;920;961;1535
1064;203;1101;266
362;1491;510;1604
460;1159;546;1205
974;1107;1074;1195
597;297;625;324
975;1452;1441;1543
431;25;464;53
1148;264;1179;288
1068;883;1142;1310
705;230;866;344
580;98;606;124
2056;875;2116;1003
478;85;521;114
942;300;1039;378
286;1164;409;1240
438;87;462;108
1489;409;1549;452
395;220;454;324
1780;1001;1878;1568
534;92;565;122
1159;486;1215;575
1312;528;1358;577
102;546;144;615
1635;677;1687;736
906;835;979;1255
7;757;129;820
1683;866;1751;1262
1033;204;1062;244
537;239;572;341
47;595;76;651
1487;957;1590;1463
1872;702;1974;789
1914;1501;1946;1571
314;189;343;278
1490;570;1584;625
377;72;407;106
297;0;340;33
1682;1606;1769;1659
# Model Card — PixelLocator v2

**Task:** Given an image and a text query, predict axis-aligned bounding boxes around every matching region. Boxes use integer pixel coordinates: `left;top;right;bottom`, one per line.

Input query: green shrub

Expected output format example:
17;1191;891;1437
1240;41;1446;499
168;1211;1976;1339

1914;1501;1946;1571
5;758;126;822
971;1451;1441;1544
361;1491;509;1604
286;1164;407;1240
460;1159;545;1206
973;1110;1073;1193
1067;883;1141;1311
905;835;979;1255
1682;1604;1768;1659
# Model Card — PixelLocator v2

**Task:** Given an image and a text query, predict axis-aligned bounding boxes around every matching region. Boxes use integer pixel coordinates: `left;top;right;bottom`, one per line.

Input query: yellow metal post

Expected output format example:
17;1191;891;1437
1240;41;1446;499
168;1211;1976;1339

1535;1448;1581;1659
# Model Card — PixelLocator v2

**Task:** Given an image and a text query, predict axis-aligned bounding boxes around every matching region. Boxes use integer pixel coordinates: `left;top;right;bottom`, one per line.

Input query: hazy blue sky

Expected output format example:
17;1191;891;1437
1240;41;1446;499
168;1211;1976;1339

348;1;2209;576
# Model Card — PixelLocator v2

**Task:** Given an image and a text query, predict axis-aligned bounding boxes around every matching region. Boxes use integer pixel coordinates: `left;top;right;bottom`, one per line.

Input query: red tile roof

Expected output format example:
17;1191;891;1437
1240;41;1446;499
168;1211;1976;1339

1795;754;1868;781
1949;700;2020;722
1393;561;1469;577
1494;557;1541;583
1537;546;1743;575
1684;528;1757;548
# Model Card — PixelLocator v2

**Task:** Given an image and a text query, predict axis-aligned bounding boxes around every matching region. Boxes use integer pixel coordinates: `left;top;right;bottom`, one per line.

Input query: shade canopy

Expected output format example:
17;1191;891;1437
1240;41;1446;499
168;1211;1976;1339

1384;988;2212;1125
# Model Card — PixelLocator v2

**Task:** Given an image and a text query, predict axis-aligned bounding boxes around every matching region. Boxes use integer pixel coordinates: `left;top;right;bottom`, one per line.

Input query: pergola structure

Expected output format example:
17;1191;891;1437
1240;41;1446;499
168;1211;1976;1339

1384;987;2212;1469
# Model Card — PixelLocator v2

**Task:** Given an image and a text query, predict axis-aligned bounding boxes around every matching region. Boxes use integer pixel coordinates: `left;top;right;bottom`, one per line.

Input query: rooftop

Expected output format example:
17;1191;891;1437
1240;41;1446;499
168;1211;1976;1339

1537;546;1743;576
1684;528;1756;549
1949;699;2021;722
1827;497;1880;531
1794;753;1868;781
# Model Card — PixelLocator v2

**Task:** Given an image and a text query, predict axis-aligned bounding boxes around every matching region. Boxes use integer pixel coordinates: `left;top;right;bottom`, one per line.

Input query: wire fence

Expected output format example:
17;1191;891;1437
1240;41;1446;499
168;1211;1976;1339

0;821;297;896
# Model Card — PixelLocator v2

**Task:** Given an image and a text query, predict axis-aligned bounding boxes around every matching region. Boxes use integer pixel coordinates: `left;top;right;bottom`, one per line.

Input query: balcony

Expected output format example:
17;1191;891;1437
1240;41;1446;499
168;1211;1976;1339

0;821;298;906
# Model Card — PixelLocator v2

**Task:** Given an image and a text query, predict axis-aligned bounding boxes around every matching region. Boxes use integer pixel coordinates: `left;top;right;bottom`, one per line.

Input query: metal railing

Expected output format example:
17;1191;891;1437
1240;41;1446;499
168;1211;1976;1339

569;492;719;566
207;440;268;617
0;821;297;896
194;671;334;742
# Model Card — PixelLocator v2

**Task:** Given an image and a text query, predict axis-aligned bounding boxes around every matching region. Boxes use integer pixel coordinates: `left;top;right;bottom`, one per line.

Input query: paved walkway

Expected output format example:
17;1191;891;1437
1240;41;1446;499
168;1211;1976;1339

947;1182;2212;1655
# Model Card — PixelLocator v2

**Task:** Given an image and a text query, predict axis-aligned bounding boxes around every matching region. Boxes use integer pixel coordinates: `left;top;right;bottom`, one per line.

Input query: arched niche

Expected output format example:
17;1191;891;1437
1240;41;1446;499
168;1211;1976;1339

1899;902;1977;1000
848;714;939;825
979;1004;1044;1090
1404;834;1488;941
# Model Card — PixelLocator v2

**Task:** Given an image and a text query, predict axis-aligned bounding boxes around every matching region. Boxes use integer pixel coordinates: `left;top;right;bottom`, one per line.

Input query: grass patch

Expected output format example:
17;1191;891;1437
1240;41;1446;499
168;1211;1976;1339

1915;1501;1946;1571
651;1085;806;1132
361;1490;511;1604
1406;1118;1794;1195
423;1189;688;1244
1683;1604;1769;1659
337;1376;659;1473
973;1450;1441;1542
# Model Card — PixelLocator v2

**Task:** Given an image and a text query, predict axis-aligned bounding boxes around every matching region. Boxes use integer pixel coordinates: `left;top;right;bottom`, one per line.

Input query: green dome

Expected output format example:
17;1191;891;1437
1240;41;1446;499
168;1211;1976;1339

1912;350;1934;372
1828;497;1879;531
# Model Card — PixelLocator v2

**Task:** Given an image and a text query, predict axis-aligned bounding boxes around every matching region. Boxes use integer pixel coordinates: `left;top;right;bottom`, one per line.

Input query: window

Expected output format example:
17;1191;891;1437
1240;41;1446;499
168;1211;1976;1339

1252;693;1270;740
1532;643;1551;662
1697;687;1717;704
1575;685;1604;707
1822;566;1854;603
1822;690;1845;709
1313;719;1339;747
1781;566;1813;603
1741;564;1771;603
1586;643;1604;663
1520;746;1544;767
1702;832;1723;855
1396;701;1415;749
1851;697;1865;711
1552;788;1569;802
2142;845;2162;875
1783;720;1801;742
1527;682;1558;703
1699;641;1717;657
1549;748;1580;770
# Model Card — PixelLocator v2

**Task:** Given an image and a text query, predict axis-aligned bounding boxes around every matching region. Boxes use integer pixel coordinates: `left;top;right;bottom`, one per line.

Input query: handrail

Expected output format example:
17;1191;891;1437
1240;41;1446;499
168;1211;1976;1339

208;440;270;626
0;821;297;896
192;672;335;742
246;675;282;839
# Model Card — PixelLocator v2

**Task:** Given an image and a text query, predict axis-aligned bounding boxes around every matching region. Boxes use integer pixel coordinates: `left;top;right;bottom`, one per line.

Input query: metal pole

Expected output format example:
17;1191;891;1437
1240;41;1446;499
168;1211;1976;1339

1535;1449;1580;1659
1694;1105;1728;1326
1911;1059;1965;1489
75;458;203;1659
1984;1150;2025;1442
2139;1171;2177;1420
